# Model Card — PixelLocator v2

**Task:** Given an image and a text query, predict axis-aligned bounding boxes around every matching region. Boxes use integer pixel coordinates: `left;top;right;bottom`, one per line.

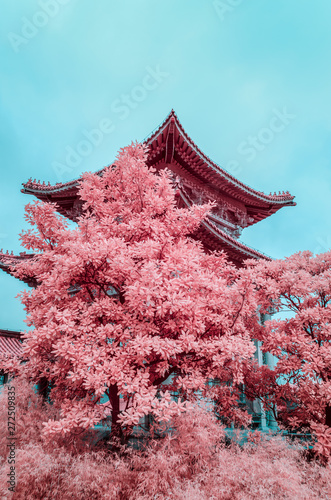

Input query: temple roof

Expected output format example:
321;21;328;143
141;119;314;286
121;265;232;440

0;329;22;358
0;251;37;287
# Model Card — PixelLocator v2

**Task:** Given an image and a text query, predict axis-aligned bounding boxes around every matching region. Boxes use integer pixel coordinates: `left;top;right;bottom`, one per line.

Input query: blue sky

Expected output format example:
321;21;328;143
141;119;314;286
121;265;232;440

1;0;331;330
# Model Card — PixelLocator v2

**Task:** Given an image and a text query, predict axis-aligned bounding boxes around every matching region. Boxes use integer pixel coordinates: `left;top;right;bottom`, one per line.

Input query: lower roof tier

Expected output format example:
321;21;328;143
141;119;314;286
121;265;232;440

0;329;22;358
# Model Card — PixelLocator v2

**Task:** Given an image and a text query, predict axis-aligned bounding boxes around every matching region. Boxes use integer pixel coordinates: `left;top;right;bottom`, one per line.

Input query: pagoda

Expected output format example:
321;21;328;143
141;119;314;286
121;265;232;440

0;110;295;358
0;110;295;274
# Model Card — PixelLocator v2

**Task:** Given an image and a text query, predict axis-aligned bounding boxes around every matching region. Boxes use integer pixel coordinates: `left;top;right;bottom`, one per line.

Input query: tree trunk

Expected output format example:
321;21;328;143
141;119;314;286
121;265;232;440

109;384;122;444
37;377;49;401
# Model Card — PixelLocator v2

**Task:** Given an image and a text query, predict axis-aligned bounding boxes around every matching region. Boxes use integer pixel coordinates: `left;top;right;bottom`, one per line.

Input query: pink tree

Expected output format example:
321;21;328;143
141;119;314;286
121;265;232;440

245;251;331;460
8;143;258;441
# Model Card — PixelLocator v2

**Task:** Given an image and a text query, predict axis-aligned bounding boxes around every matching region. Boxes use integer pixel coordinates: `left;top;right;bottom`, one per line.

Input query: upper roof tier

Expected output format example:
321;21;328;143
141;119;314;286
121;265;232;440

21;110;295;225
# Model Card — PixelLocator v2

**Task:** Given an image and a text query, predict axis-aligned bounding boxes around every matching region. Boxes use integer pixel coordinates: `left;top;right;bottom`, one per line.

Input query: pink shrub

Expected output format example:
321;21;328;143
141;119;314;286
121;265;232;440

0;445;130;500
0;403;330;499
0;378;56;460
126;411;331;500
200;434;328;500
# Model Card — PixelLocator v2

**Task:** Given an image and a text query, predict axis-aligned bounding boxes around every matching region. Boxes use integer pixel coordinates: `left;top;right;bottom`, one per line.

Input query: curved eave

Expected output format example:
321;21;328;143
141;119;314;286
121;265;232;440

0;330;22;357
21;184;80;218
20;169;104;217
197;220;271;266
0;253;37;287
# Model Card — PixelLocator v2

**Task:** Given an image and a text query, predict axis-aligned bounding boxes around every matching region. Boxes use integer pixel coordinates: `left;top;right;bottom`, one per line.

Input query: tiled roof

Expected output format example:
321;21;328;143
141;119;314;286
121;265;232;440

0;330;22;357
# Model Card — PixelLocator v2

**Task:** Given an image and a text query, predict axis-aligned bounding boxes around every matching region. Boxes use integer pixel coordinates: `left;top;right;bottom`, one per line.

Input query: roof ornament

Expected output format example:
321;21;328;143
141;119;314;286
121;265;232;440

165;116;175;164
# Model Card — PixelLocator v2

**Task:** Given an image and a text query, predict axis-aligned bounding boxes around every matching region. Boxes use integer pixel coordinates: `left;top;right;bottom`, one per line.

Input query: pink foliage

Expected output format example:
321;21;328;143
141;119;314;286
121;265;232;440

0;378;90;459
0;378;55;460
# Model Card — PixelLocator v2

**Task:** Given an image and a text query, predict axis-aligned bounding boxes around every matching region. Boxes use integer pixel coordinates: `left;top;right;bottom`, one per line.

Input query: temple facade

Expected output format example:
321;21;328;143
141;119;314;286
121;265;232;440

0;111;295;428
